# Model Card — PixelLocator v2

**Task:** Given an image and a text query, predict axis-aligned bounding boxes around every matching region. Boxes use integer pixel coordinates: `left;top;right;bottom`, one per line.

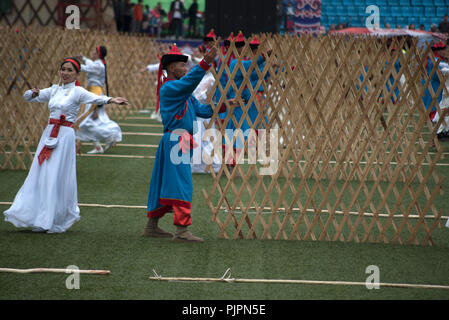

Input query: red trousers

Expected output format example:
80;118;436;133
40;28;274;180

148;205;191;227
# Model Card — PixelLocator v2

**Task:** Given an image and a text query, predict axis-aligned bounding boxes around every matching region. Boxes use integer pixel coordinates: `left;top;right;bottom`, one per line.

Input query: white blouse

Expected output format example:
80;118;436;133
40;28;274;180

439;61;449;109
24;81;111;122
81;57;105;87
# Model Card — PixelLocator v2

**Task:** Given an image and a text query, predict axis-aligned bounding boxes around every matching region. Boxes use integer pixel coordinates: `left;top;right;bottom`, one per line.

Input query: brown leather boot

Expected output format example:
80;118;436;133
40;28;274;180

173;226;204;242
142;217;173;238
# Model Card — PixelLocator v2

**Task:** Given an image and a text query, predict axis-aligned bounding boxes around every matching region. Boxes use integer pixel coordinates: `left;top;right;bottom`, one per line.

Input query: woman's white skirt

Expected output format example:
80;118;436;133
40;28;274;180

4;124;80;233
191;117;221;174
76;104;122;143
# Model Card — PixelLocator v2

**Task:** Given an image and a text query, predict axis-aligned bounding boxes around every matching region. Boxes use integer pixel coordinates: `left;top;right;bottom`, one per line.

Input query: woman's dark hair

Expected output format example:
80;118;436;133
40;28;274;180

61;57;81;73
97;45;107;59
97;45;109;96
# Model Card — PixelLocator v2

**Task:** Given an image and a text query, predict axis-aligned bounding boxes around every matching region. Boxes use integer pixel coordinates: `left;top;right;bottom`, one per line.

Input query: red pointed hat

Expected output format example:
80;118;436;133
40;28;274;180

160;43;188;70
432;41;447;51
235;31;245;43
235;31;245;48
204;29;217;41
249;36;260;49
224;32;234;46
250;36;260;45
156;44;188;113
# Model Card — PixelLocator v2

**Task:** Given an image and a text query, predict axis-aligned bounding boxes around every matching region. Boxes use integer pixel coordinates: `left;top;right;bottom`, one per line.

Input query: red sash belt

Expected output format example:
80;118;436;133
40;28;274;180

166;129;198;154
38;115;74;165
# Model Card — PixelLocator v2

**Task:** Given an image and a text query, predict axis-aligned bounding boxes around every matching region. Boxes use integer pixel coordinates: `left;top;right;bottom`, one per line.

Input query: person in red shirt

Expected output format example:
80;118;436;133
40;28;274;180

132;0;143;33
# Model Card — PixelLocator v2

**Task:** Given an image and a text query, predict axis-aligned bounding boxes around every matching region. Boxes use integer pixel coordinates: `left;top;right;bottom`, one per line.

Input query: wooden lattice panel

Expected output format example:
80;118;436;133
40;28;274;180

0;0;114;30
201;34;447;245
0;0;58;27
0;25;164;169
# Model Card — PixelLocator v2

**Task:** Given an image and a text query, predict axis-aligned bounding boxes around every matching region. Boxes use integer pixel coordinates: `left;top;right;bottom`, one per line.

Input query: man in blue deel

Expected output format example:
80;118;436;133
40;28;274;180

143;43;228;242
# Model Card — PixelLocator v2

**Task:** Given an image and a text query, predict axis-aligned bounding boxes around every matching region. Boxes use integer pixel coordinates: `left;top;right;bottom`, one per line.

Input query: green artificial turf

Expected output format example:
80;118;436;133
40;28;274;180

1;113;448;300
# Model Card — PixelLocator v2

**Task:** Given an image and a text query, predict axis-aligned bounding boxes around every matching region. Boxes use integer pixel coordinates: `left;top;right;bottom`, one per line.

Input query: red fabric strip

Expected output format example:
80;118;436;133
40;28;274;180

218;103;226;113
37;115;73;165
147;205;172;218
159;198;191;209
199;59;210;71
173;205;191;226
156;62;163;113
174;100;188;120
166;129;198;153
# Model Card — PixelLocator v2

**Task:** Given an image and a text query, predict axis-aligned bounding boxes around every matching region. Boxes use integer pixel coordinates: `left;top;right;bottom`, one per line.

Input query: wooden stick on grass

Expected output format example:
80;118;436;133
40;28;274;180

0;268;110;275
149;268;449;290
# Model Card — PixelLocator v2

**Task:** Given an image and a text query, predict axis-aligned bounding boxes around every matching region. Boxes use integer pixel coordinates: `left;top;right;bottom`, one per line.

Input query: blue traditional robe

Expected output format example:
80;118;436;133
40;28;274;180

422;56;443;113
245;56;269;129
222;56;267;152
226;55;266;133
384;58;401;103
214;56;234;123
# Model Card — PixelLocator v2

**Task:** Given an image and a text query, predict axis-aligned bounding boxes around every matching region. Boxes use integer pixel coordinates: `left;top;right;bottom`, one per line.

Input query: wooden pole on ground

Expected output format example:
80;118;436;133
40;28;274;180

149;269;449;290
0;268;110;275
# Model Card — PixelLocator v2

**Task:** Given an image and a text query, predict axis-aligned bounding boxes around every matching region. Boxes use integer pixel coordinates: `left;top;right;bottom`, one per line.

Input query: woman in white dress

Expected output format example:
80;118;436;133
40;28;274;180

435;50;449;229
76;46;123;154
191;71;222;173
3;57;128;233
427;45;449;228
433;46;449;141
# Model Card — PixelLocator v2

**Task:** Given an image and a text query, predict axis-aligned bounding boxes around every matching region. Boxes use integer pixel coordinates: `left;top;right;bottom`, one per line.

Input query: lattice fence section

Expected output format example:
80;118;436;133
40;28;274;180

0;0;115;31
201;34;447;245
0;25;165;169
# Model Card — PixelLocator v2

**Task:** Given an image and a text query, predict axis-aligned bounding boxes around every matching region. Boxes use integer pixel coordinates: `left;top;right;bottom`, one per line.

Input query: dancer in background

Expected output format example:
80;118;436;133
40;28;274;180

140;45;202;122
75;46;123;154
191;29;221;174
428;42;449;141
4;57;128;233
197;29;218;68
423;42;445;129
191;61;222;174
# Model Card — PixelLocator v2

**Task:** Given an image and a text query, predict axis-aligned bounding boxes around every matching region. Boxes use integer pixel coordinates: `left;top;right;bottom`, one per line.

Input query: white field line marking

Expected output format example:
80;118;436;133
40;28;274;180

83;142;159;148
3;151;155;159
0;202;446;220
122;132;162;136
3;151;449;165
79;141;449;157
0;202;146;209
118;123;163;128
123;117;153;120
218;206;448;220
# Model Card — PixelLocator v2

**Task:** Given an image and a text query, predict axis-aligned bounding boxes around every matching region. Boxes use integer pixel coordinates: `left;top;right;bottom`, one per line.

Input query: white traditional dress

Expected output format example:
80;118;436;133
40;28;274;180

191;71;222;173
433;61;449;136
75;57;122;146
439;62;449;229
4;82;111;233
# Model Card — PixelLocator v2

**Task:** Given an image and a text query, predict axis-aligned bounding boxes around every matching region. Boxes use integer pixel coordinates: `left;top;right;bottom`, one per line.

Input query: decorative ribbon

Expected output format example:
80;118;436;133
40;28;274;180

156;57;164;113
179;131;198;153
63;58;80;72
38;115;74;165
168;129;198;154
96;46;106;65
